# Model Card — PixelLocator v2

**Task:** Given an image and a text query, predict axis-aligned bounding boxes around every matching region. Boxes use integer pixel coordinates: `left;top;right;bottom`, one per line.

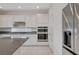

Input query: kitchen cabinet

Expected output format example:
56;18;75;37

13;15;37;27
36;14;48;26
13;15;25;22
30;15;37;27
23;35;37;45
0;14;48;27
0;15;13;27
25;14;48;27
23;34;48;46
13;15;26;27
25;15;37;27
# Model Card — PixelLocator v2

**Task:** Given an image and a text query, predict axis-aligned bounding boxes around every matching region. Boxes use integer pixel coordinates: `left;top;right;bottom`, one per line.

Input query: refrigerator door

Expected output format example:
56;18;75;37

74;4;79;54
63;4;74;51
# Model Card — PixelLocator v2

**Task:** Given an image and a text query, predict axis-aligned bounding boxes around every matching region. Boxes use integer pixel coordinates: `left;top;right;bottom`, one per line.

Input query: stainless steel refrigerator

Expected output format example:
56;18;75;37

63;3;79;54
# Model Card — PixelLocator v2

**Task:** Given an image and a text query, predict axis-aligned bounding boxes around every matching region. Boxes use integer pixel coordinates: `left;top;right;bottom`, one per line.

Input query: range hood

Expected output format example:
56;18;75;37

13;21;25;27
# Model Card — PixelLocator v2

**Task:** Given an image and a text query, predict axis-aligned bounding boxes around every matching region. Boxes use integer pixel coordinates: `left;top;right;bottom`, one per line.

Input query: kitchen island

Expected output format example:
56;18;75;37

0;38;28;55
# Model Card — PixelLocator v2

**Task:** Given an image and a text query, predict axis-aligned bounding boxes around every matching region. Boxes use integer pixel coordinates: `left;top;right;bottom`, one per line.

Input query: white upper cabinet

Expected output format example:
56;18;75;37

25;14;49;27
36;14;48;26
29;15;37;27
0;15;13;27
13;15;25;22
25;15;37;27
13;15;37;27
24;15;31;27
0;14;48;27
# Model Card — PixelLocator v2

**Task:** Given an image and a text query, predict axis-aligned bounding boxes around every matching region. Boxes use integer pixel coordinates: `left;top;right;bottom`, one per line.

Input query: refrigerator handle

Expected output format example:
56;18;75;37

74;28;77;39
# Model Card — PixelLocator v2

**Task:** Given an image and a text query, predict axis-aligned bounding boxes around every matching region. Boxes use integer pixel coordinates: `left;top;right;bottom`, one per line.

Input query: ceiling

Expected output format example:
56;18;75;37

0;3;51;12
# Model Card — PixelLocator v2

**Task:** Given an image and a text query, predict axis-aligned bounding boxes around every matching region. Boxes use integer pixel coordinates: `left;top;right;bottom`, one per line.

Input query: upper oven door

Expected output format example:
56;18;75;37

38;29;48;32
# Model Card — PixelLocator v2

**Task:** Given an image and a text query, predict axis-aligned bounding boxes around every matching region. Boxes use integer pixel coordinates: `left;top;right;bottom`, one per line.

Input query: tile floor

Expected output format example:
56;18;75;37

13;45;53;55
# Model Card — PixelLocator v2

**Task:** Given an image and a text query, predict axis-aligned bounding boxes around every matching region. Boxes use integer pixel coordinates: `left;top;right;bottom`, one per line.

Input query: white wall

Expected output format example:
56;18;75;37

48;3;67;55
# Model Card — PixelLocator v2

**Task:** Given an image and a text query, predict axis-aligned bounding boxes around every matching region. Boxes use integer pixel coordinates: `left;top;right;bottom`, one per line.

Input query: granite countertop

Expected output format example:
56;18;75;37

0;38;28;55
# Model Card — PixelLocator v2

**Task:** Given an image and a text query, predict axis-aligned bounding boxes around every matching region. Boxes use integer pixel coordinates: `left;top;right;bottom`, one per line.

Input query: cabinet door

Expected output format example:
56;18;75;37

37;14;48;26
30;15;37;27
25;15;31;27
13;15;25;22
25;15;37;27
23;35;37;45
0;15;4;27
74;4;79;54
0;15;13;27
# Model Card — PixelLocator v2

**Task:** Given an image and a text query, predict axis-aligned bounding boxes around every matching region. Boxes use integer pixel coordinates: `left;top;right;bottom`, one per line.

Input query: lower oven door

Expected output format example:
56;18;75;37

38;34;48;42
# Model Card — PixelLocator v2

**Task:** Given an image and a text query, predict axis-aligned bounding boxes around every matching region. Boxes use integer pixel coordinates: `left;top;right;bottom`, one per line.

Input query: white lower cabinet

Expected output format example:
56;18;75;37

23;34;48;46
23;35;37;45
11;34;27;38
0;15;13;27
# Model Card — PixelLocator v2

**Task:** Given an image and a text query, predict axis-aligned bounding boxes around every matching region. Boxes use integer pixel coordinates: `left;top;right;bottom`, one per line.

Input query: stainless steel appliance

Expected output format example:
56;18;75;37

63;4;74;51
38;26;48;42
74;4;79;54
63;3;79;54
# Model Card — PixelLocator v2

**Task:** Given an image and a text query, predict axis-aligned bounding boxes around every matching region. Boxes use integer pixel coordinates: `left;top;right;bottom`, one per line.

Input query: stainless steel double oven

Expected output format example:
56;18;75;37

37;26;48;42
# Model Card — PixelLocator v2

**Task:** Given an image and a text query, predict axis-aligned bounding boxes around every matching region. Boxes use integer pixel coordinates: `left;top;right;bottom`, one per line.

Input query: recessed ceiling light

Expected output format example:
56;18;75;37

36;6;39;9
18;6;22;8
